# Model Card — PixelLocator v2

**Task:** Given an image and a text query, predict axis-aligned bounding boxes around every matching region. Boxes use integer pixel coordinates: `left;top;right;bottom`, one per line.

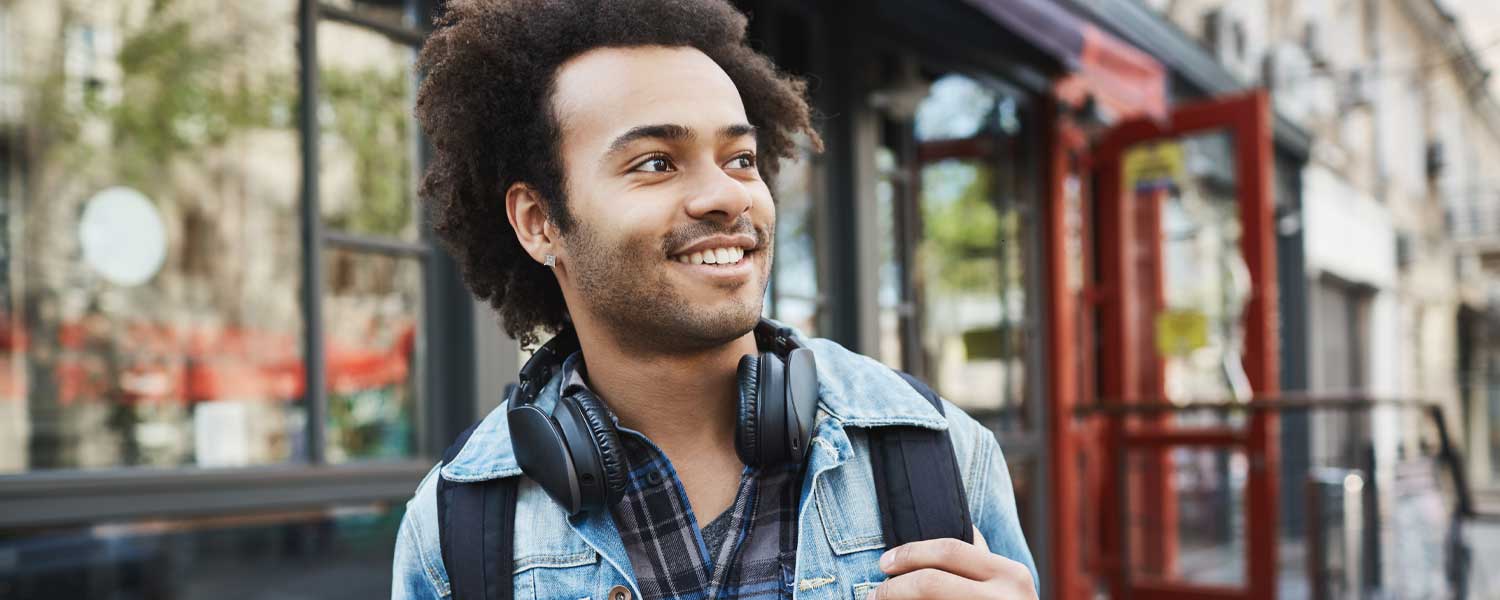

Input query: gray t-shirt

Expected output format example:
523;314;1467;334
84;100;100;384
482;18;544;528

700;509;735;556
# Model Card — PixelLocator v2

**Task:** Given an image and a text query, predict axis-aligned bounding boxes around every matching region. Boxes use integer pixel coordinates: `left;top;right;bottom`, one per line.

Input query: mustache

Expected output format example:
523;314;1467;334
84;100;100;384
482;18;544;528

660;215;769;254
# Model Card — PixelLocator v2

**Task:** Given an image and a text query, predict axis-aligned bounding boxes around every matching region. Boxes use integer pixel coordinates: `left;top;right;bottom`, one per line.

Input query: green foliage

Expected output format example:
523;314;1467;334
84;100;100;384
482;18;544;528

109;1;295;191
921;161;1004;293
918;159;1029;296
319;65;413;238
24;0;299;198
26;0;411;239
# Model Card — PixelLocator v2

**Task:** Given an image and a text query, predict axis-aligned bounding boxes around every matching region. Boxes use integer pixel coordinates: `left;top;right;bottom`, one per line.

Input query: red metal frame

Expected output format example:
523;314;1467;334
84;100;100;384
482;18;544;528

1048;90;1279;599
1044;99;1088;600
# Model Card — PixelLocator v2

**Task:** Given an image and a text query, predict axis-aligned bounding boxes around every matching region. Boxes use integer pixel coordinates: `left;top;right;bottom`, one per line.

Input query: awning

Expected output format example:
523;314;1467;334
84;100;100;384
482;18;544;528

962;0;1167;122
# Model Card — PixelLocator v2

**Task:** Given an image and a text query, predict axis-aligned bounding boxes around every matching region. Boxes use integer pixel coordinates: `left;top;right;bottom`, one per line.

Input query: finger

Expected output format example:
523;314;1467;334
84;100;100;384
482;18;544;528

972;526;990;553
880;537;1008;580
866;568;990;600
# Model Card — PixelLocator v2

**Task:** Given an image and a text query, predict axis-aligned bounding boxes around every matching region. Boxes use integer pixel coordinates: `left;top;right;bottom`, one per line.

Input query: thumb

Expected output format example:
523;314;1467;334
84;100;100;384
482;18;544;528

971;526;990;552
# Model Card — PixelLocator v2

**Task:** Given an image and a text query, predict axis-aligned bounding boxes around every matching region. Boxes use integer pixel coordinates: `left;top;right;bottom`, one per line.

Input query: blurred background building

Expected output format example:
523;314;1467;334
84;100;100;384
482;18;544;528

1;0;1499;598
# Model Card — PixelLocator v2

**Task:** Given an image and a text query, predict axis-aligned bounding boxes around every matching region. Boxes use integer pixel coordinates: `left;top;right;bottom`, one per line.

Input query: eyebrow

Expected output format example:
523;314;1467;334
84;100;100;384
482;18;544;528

603;123;758;161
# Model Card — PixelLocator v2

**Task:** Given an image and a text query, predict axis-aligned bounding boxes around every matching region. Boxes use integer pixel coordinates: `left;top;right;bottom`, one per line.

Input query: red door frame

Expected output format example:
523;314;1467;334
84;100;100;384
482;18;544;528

1043;100;1088;600
1046;90;1280;599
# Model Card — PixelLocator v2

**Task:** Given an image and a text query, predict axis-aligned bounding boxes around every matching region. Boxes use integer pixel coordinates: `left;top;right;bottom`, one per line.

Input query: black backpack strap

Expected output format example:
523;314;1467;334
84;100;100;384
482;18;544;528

867;371;974;547
437;391;519;600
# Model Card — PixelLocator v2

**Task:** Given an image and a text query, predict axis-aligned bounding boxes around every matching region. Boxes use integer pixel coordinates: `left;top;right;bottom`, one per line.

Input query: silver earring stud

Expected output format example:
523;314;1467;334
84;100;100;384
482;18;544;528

543;254;556;267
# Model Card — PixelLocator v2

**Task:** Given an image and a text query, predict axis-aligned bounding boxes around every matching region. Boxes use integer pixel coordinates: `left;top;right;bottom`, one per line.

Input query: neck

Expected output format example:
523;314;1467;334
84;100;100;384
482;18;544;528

568;320;759;455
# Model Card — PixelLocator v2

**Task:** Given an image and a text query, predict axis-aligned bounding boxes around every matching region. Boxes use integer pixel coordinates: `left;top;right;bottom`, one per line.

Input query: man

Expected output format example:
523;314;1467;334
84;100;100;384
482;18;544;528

394;1;1037;598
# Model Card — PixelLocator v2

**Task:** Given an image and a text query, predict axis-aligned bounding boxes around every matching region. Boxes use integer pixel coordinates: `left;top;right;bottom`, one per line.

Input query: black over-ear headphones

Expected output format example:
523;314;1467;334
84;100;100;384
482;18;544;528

506;319;820;515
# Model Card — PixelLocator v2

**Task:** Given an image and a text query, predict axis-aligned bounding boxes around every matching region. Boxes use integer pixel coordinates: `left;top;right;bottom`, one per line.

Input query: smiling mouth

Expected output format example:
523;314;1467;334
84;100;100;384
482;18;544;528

670;246;748;266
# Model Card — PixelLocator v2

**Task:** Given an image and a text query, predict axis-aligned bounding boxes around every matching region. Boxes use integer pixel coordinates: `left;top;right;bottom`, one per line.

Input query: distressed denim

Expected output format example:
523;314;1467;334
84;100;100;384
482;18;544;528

392;330;1038;600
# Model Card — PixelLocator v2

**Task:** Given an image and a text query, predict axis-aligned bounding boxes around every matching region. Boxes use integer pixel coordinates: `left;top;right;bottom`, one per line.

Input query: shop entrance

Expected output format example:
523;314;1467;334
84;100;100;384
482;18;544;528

1063;91;1281;599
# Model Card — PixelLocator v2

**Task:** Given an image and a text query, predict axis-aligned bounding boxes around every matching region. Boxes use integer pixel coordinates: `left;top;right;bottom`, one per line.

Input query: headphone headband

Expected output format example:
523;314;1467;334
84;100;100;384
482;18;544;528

753;320;801;358
512;327;580;409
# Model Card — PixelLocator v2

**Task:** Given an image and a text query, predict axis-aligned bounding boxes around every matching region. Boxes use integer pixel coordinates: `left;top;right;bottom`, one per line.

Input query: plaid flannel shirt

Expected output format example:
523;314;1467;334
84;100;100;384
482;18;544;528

562;359;800;600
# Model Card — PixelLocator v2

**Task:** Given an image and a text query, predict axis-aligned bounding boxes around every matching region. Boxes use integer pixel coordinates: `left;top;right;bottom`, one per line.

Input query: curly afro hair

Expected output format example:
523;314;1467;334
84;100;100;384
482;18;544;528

414;0;822;347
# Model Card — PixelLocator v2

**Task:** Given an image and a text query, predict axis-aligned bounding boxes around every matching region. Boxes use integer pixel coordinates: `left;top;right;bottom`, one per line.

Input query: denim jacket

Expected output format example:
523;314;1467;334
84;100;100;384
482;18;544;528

392;333;1038;600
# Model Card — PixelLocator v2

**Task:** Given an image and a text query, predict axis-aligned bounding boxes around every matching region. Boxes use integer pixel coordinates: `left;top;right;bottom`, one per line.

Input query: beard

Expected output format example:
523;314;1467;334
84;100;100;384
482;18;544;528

562;214;773;355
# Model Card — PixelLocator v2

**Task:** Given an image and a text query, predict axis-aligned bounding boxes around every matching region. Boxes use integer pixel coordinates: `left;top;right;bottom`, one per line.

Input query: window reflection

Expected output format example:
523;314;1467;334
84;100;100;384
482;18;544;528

317;19;419;241
769;135;821;336
915;75;1000;142
0;0;304;473
876;144;907;369
1132;131;1250;404
915;159;1032;428
908;74;1034;432
322;250;422;463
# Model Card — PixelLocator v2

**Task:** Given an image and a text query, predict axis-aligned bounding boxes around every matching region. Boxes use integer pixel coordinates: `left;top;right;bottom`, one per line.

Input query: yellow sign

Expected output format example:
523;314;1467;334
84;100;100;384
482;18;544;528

1155;309;1208;356
1123;141;1186;192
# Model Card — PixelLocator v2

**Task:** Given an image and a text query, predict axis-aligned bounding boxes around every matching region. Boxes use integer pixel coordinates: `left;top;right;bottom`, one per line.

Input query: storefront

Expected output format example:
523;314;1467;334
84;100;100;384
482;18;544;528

0;0;1311;598
0;1;483;597
736;1;1310;598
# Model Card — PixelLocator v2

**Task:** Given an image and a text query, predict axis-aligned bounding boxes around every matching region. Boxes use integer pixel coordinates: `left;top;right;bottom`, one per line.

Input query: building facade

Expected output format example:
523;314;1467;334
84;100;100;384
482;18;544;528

1146;0;1500;595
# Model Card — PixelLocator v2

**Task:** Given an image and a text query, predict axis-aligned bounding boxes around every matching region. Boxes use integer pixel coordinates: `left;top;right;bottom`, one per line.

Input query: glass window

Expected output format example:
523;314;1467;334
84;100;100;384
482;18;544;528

0;502;402;599
875;142;909;370
906;73;1036;432
317;18;419;242
0;0;304;473
1126;447;1249;587
914;74;1007;142
768;135;821;336
322;249;422;463
1129;130;1253;406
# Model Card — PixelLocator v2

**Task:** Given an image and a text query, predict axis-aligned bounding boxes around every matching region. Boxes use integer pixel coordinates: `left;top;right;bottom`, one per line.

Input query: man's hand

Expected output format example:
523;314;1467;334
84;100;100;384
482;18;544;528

865;527;1037;600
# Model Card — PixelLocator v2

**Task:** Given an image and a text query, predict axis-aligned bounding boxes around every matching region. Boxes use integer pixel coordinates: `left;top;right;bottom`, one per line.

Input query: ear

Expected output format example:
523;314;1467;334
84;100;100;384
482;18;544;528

505;182;558;266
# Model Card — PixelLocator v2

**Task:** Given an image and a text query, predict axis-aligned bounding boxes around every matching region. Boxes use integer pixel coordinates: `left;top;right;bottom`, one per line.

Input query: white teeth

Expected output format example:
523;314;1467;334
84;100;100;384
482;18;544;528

672;247;748;265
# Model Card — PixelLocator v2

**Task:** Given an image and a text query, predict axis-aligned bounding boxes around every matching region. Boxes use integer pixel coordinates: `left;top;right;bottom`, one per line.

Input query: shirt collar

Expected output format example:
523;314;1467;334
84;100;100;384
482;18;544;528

441;321;946;483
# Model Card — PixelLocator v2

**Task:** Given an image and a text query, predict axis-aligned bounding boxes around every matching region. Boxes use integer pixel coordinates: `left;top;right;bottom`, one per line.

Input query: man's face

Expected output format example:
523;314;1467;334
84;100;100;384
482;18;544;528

548;45;775;352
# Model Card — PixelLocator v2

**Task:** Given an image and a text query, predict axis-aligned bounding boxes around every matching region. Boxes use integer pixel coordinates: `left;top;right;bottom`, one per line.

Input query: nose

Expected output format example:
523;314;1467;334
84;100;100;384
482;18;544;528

683;166;754;224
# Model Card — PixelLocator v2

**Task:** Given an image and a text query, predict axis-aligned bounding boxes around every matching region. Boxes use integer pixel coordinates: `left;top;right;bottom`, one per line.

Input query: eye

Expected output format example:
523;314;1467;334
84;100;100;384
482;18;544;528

725;152;756;170
631;154;676;173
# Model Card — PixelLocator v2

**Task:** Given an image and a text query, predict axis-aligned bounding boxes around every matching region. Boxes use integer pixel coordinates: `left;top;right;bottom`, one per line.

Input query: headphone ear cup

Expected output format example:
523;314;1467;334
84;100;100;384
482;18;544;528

509;403;583;514
559;392;629;507
755;351;789;465
734;354;761;466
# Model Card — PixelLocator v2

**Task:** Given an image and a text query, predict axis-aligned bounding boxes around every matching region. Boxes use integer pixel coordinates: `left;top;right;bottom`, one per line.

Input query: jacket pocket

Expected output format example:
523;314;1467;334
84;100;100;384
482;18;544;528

513;555;604;600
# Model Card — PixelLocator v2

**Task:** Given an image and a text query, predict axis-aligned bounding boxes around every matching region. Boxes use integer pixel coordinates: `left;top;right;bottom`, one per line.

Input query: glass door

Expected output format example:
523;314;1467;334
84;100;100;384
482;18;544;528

873;68;1049;558
1089;91;1280;600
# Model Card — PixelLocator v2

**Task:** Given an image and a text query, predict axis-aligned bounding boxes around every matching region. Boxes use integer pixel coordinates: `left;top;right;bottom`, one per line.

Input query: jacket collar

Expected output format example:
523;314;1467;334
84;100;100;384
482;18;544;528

440;322;946;483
